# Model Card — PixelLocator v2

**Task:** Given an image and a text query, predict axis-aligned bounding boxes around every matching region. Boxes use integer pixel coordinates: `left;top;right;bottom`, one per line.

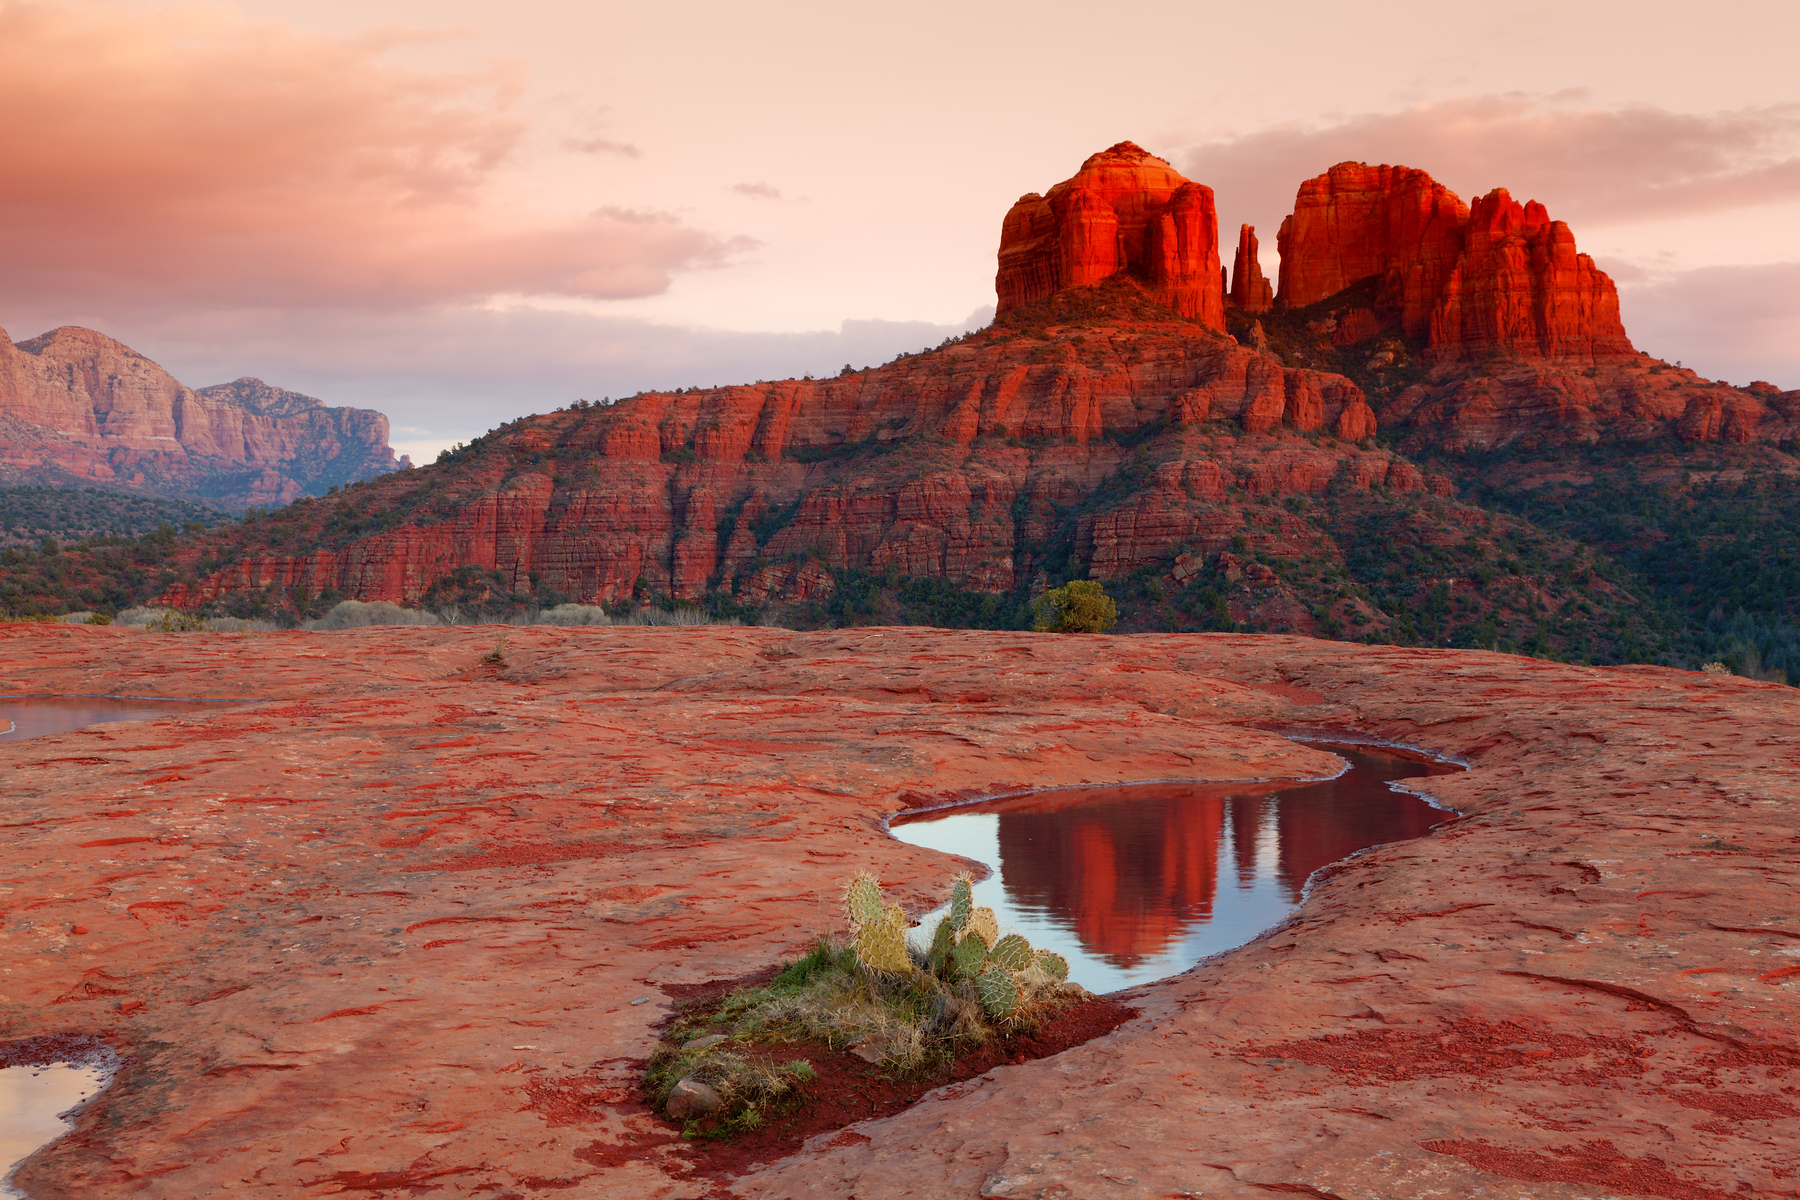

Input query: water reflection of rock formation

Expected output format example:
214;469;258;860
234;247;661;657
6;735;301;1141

991;752;1447;966
996;794;1227;967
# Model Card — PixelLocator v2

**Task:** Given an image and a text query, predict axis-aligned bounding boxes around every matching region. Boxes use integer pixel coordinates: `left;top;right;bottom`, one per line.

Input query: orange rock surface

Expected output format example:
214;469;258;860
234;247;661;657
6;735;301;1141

0;325;400;507
1228;224;1273;314
3;623;1795;1198
1274;163;1632;360
996;143;1226;329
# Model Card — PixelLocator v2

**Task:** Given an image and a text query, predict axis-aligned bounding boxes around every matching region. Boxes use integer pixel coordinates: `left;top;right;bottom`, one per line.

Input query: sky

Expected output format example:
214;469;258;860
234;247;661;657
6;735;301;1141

3;0;1798;464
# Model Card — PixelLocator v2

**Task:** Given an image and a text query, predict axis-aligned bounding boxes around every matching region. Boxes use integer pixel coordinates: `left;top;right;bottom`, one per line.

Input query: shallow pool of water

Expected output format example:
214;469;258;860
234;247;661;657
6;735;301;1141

888;744;1457;992
0;1064;107;1198
0;696;218;742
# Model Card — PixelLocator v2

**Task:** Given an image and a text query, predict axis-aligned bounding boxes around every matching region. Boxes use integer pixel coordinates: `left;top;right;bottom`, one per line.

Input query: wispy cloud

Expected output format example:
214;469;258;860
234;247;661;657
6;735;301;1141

730;182;783;199
1179;95;1800;229
0;1;731;311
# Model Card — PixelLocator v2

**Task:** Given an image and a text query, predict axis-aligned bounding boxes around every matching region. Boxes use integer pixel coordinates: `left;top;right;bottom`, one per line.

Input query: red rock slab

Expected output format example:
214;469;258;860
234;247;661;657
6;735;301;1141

1;624;1795;1199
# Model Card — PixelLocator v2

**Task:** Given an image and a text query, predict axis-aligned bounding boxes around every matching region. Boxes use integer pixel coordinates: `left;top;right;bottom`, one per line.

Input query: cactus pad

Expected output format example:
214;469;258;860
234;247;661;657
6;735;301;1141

964;906;999;949
951;930;990;979
947;876;973;930
1033;950;1070;982
988;933;1034;972
927;917;958;968
855;909;911;973
844;873;884;930
975;964;1023;1019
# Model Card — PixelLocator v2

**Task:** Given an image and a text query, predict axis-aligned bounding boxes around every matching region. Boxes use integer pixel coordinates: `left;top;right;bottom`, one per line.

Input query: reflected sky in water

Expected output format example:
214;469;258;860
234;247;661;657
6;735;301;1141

889;745;1456;992
0;697;217;742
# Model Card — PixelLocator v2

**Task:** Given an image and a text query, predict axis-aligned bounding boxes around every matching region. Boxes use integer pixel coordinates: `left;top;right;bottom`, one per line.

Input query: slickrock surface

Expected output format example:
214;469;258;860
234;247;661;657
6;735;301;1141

0;325;400;507
996;143;1225;328
3;622;1795;1198
1274;162;1632;361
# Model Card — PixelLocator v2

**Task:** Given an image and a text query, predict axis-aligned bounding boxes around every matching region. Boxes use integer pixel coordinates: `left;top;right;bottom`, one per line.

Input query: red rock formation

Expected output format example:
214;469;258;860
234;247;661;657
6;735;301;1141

159;301;1400;611
0;325;400;508
996;143;1225;328
5;624;1796;1200
1228;224;1274;313
1429;189;1634;358
1383;352;1798;451
1276;163;1468;338
1274;163;1631;360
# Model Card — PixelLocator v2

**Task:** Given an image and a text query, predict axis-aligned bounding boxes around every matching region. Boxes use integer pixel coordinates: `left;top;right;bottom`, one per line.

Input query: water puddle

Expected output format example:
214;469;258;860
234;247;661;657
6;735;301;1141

889;743;1459;991
0;1040;117;1199
0;696;221;742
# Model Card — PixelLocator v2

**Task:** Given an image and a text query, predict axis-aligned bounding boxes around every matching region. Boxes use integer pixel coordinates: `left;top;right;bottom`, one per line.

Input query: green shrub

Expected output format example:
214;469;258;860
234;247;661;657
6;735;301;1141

146;609;206;633
1033;579;1118;633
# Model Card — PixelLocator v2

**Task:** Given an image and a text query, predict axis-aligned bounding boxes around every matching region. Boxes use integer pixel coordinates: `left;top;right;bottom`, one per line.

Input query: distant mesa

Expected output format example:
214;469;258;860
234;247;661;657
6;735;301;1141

0;325;401;509
996;142;1226;329
1275;162;1633;360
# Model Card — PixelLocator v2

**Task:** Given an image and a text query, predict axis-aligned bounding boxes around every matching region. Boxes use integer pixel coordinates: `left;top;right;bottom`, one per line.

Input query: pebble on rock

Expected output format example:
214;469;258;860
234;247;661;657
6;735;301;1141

665;1077;723;1120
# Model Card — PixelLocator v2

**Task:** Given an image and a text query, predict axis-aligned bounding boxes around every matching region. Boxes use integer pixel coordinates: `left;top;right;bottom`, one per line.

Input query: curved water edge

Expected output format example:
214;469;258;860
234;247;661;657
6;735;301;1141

0;695;239;742
0;1039;121;1200
886;737;1466;993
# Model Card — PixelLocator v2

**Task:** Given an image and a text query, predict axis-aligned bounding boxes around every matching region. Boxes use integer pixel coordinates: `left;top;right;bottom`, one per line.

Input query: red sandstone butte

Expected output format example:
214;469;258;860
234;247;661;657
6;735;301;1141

1228;224;1274;313
2;622;1797;1199
159;298;1386;610
0;325;400;506
996;142;1226;328
1275;162;1632;360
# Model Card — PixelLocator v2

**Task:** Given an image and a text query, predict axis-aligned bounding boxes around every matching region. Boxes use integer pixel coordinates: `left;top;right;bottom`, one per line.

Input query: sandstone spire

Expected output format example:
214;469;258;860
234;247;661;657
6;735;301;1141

1228;225;1273;313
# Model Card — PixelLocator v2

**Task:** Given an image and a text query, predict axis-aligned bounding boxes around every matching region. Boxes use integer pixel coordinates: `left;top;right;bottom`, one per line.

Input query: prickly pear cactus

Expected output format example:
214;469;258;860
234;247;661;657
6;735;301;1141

947;876;973;930
988;933;1034;972
975;964;1023;1019
964;906;999;950
951;929;990;980
844;873;884;930
1033;950;1070;983
927;916;958;969
855;905;911;973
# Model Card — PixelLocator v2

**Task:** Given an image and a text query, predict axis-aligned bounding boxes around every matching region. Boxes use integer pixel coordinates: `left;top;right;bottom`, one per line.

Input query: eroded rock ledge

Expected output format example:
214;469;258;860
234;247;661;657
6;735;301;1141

1;624;1794;1198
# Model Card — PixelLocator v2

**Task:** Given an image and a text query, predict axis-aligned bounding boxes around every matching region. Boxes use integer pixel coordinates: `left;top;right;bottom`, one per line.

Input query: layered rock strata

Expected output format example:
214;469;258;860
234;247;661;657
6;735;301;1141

1274;162;1632;360
160;306;1393;610
3;623;1794;1199
996;143;1226;328
0;325;401;508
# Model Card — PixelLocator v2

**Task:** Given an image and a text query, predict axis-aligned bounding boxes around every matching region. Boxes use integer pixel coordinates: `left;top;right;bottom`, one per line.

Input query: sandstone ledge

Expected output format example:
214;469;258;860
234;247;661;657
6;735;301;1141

1;624;1794;1198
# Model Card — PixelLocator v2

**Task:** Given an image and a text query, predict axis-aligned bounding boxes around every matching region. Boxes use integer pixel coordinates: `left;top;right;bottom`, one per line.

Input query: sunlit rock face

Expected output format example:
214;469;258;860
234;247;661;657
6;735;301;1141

0;325;399;508
996;142;1226;329
1274;162;1633;360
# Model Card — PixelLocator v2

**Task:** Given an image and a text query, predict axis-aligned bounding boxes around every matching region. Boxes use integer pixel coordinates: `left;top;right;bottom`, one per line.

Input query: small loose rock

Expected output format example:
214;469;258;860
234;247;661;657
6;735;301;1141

665;1077;723;1120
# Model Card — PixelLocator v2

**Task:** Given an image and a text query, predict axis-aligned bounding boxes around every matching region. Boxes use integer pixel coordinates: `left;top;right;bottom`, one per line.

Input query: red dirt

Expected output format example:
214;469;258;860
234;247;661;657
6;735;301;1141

667;996;1136;1182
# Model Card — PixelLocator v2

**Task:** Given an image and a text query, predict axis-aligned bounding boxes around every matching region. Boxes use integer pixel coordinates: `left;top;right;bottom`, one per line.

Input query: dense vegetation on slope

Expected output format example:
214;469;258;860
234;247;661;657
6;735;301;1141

0;487;226;549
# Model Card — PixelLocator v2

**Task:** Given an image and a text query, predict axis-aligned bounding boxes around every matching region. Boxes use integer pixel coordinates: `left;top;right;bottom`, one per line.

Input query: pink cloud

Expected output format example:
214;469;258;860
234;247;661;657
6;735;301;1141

0;2;733;311
1179;95;1800;234
731;182;783;199
1619;263;1800;390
